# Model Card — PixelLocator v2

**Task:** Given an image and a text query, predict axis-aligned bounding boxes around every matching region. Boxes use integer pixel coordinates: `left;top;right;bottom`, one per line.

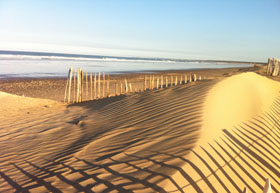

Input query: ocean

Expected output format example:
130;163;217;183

0;50;254;78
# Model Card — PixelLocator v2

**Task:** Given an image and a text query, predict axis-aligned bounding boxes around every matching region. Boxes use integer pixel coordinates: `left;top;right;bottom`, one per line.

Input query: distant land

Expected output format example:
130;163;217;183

0;50;266;65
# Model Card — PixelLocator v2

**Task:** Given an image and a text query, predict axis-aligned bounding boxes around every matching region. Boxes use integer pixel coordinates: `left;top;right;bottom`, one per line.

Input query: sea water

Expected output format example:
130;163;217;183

0;53;253;78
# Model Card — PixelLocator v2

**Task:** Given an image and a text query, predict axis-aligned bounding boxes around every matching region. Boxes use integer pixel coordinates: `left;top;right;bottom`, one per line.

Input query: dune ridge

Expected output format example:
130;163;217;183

0;72;279;192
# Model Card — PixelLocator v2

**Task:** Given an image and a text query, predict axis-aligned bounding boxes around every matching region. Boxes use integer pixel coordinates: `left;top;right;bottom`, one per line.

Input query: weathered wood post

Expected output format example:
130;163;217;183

184;74;187;84
125;79;128;93
98;72;101;99
90;72;93;100
152;75;155;89
107;73;110;97
76;69;80;103
161;75;163;88
166;76;168;87
149;75;152;90
73;69;76;103
67;67;73;103
199;75;202;81
272;58;279;76
80;69;84;102
171;75;173;86
102;72;105;98
64;67;71;103
85;71;88;101
144;76;147;90
180;75;182;84
266;58;272;75
120;83;123;94
156;76;159;89
94;72;97;100
193;74;197;82
115;82;118;96
175;76;178;86
189;74;192;83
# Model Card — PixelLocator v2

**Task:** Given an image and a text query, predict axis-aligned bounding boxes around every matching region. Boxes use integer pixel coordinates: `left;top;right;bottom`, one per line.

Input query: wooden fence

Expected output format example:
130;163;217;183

266;58;280;76
64;67;205;103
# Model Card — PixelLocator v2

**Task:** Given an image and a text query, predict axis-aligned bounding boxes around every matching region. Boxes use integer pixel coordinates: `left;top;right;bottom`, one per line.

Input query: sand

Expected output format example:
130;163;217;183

0;66;279;192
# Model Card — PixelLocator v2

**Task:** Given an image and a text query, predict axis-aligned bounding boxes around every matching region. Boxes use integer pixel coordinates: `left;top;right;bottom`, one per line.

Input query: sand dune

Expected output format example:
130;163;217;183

0;72;279;192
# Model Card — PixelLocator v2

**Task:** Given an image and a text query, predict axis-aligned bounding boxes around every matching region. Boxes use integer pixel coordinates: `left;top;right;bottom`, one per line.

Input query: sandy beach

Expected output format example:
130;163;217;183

0;65;279;192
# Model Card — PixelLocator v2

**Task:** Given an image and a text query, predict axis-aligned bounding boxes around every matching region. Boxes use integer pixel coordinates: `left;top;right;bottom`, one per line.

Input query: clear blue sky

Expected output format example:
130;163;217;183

0;0;279;61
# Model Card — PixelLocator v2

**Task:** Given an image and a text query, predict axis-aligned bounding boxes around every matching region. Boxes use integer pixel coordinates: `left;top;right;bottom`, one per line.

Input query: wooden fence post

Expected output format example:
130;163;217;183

152;75;155;89
67;67;73;103
64;67;70;103
180;75;182;84
175;76;178;86
171;75;173;86
120;83;123;94
115;82;118;96
161;75;163;88
149;75;152;89
125;79;128;93
189;74;192;83
185;74;187;84
166;76;168;88
102;72;105;98
107;73;110;97
76;69;80;103
98;72;101;99
94;72;97;99
85;71;88;101
156;76;159;89
73;69;76;103
81;69;84;102
144;76;147;90
193;74;197;82
129;83;132;93
90;72;93;100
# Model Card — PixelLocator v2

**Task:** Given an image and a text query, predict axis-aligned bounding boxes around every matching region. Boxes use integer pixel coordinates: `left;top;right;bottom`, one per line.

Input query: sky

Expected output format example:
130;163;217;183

0;0;279;62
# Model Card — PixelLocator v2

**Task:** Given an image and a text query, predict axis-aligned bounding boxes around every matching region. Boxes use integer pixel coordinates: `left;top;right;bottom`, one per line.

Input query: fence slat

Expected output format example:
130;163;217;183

107;73;110;97
102;72;105;98
98;72;101;99
90;72;93;100
67;67;73;103
73;69;76;103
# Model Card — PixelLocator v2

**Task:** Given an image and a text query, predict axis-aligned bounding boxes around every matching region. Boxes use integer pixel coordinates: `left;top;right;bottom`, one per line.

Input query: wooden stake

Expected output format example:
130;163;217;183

156;76;159;89
115;82;118;96
171;75;173;86
120;83;123;94
149;75;152;89
199;75;202;81
90;72;93;100
144;76;147;90
165;76;168;88
189;74;192;83
185;75;187;83
64;68;70;103
102;72;105;98
73;69;76;103
98;72;101;99
125;79;128;93
175;76;178;86
94;72;97;99
161;75;163;88
107;73;110;97
152;75;155;89
76;69;80;103
67;67;73;103
180;75;182;84
81;69;84;102
85;71;88;101
193;74;197;82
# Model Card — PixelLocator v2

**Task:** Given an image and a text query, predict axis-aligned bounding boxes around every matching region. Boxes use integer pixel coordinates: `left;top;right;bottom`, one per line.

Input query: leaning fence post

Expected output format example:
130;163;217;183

67;67;73;103
64;67;70;103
